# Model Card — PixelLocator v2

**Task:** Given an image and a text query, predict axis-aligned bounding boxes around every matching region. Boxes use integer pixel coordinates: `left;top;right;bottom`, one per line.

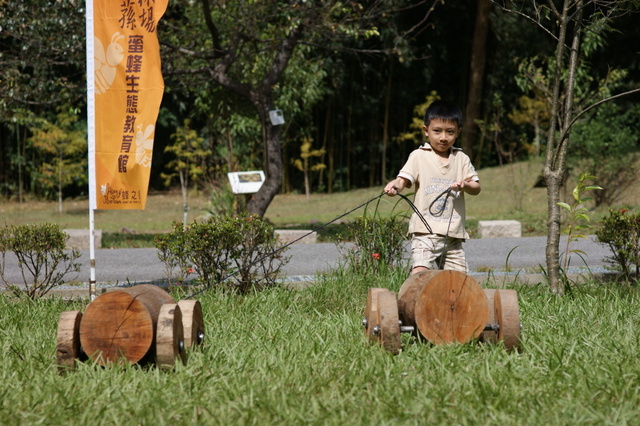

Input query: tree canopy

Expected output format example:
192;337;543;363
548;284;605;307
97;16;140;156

0;0;638;221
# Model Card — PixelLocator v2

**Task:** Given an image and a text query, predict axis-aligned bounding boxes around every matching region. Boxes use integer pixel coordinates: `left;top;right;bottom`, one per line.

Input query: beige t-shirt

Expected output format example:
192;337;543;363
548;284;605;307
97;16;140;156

397;144;479;239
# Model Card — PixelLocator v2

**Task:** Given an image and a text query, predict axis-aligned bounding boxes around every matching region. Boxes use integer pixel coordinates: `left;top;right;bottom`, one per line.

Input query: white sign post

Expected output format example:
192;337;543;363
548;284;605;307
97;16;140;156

227;171;266;194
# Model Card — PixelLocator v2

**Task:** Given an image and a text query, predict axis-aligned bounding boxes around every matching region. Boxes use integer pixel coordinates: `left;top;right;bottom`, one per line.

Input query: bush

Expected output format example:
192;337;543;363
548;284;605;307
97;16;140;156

595;208;640;280
338;213;410;275
154;222;192;285
0;223;81;299
154;215;291;294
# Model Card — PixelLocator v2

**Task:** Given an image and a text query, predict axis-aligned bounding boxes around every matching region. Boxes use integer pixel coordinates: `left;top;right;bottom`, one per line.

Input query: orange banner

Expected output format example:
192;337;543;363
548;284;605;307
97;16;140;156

93;0;168;209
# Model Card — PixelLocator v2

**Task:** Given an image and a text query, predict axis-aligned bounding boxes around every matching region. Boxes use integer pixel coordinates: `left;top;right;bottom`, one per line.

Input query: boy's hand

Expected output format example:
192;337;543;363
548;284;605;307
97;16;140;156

451;178;481;195
385;177;410;196
384;182;399;196
451;181;465;191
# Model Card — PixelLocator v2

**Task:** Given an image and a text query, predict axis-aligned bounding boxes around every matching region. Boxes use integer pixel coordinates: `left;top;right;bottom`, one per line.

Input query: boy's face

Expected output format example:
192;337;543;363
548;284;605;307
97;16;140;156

422;118;461;155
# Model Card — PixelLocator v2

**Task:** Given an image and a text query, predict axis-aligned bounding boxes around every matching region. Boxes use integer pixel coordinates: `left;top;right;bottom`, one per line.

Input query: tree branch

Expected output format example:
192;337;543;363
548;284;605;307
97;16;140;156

200;0;224;57
491;0;559;41
562;87;640;139
262;25;304;91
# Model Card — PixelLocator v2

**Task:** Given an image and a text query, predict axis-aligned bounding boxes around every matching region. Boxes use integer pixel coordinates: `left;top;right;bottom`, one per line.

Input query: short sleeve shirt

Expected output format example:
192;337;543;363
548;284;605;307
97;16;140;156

397;144;479;239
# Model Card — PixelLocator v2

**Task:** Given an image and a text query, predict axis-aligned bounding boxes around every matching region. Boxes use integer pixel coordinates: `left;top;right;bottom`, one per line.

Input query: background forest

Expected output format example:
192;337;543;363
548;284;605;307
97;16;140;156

1;0;639;210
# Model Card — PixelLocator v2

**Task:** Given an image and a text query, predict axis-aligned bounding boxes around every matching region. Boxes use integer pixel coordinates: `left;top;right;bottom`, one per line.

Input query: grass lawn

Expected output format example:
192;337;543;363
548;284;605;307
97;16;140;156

1;159;639;424
1;268;639;424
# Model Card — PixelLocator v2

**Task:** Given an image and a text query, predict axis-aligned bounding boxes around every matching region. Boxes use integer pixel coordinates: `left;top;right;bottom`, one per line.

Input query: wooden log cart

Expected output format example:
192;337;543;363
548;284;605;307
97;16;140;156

363;270;521;354
56;284;205;372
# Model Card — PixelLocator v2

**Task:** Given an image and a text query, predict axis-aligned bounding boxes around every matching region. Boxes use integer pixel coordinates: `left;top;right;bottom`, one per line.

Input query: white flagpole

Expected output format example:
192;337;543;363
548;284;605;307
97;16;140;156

86;0;97;300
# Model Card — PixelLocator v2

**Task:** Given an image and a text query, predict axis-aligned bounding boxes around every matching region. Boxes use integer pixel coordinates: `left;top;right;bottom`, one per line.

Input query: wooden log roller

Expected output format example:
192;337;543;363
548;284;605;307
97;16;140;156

56;284;205;372
363;270;521;353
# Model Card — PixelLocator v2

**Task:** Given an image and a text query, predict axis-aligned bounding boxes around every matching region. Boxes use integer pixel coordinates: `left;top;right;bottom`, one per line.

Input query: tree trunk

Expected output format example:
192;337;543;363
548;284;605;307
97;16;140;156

179;169;189;227
346;104;353;191
544;173;563;293
58;154;63;214
323;101;332;193
381;64;392;182
247;98;282;217
462;0;492;159
304;168;310;200
544;0;583;295
326;117;335;194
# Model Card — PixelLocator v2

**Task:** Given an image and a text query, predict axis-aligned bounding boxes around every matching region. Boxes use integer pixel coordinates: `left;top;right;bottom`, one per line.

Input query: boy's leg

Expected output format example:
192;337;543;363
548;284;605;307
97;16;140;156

410;234;442;272
411;265;429;275
441;237;468;273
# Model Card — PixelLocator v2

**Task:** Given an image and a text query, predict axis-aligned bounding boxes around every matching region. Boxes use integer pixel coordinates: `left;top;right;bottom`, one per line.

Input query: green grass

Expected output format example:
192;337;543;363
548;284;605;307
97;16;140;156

2;158;639;246
1;270;640;424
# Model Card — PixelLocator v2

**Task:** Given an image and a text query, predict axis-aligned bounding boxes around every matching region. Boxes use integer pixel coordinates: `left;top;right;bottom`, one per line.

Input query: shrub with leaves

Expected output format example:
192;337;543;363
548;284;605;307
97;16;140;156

154;215;290;294
339;204;409;275
154;222;193;285
596;208;640;280
207;182;243;216
0;223;81;299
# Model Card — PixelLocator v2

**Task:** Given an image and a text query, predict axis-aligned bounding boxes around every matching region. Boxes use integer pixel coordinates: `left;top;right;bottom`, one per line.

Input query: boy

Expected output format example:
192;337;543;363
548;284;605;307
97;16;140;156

384;100;480;274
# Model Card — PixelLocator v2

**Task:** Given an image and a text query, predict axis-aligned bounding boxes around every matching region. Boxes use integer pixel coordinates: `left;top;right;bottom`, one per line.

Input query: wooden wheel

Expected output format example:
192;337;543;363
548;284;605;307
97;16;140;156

56;310;83;373
397;271;441;329
376;291;401;355
80;285;175;365
480;289;498;344
156;303;187;368
364;287;386;342
178;300;205;348
413;270;489;345
494;289;521;351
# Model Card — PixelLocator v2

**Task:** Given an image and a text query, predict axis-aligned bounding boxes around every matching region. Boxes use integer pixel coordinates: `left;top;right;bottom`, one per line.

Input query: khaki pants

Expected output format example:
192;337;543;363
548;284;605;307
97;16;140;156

411;234;467;272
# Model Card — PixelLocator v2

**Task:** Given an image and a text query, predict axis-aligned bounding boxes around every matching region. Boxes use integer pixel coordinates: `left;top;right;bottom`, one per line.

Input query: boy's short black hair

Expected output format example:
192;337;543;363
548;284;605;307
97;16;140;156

423;100;463;128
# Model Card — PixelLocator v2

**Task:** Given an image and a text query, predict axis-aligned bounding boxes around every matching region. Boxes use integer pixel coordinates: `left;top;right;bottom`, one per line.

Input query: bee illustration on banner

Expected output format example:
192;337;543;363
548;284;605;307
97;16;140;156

94;32;125;94
135;124;155;168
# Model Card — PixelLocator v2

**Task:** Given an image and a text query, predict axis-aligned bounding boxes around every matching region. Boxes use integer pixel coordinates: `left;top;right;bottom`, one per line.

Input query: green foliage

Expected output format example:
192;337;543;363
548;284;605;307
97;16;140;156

0;223;81;299
161;119;212;225
338;198;409;275
596;208;640;280
507;95;550;156
570;102;640;206
0;1;85;119
27;107;87;203
207;182;241;217
154;215;290;293
291;137;326;199
291;138;326;174
557;173;602;273
514;23;627;113
154;222;192;285
161;119;210;189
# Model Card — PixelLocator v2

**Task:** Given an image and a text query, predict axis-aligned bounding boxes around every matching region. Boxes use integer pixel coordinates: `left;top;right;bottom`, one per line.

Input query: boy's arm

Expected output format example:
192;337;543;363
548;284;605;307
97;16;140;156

384;177;410;196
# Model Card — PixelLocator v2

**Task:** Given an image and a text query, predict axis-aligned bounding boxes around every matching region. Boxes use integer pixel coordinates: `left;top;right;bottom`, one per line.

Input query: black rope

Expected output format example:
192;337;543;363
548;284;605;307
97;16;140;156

184;192;386;299
396;192;433;234
183;188;456;300
429;187;455;217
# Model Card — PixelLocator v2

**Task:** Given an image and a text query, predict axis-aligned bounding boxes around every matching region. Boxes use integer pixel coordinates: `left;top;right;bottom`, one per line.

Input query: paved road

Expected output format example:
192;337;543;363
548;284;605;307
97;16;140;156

0;235;613;287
